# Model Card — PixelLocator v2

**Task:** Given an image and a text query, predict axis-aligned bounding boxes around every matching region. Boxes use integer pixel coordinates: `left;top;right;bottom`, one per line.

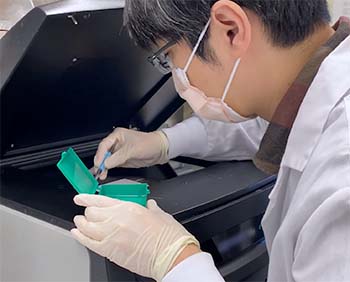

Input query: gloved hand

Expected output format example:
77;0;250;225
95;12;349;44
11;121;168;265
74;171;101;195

94;128;169;180
71;194;200;281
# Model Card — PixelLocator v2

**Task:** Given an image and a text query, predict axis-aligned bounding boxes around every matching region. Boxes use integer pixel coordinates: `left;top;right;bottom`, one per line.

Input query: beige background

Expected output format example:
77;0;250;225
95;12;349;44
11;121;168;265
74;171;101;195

328;0;350;22
0;0;58;38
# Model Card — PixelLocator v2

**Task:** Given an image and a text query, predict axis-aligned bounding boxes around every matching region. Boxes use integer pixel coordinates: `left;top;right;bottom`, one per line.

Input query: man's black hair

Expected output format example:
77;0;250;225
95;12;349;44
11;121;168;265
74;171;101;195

123;0;331;58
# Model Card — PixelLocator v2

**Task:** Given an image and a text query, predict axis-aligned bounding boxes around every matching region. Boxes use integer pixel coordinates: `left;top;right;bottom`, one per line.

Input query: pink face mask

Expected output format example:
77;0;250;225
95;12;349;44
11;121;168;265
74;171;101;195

172;20;251;123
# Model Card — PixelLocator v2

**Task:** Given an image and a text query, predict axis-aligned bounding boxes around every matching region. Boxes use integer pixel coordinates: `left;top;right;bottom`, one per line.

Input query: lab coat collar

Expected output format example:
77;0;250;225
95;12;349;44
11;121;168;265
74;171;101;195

254;18;350;174
282;35;350;171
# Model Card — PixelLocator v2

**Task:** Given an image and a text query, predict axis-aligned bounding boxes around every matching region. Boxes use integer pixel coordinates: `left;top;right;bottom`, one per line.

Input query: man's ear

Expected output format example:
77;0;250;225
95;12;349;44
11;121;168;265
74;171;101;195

210;0;251;56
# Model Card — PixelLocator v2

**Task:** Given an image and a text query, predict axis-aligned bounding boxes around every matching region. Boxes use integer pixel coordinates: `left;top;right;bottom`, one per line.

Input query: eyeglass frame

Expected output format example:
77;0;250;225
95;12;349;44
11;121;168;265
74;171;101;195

147;40;176;74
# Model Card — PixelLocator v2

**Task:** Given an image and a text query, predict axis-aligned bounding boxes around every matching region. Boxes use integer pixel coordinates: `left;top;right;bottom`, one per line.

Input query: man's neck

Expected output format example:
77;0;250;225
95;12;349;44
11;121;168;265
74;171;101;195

255;24;335;121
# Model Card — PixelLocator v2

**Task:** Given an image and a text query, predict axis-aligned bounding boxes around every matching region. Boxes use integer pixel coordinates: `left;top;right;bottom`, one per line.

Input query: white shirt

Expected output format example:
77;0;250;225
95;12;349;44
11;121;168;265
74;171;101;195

163;116;269;162
162;35;350;282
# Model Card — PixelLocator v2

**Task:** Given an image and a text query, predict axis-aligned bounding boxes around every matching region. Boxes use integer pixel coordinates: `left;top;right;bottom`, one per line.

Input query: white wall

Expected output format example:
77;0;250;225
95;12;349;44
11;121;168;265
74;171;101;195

328;0;350;22
0;0;59;39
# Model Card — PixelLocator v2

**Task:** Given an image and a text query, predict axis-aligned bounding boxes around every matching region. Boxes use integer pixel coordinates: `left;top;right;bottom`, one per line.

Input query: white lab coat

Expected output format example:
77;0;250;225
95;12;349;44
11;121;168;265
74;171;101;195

162;35;350;282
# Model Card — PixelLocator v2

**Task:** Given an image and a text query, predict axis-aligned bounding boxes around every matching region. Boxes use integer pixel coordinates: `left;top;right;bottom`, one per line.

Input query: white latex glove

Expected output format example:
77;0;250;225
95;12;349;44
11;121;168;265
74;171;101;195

71;194;200;281
94;128;169;180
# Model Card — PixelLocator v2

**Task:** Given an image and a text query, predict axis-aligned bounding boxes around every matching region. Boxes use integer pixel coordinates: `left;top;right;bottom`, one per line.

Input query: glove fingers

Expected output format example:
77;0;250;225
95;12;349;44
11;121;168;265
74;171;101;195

94;130;123;169
85;207;110;222
74;194;121;208
74;215;115;241
74;216;103;241
147;199;162;211
71;228;101;254
89;167;108;180
104;150;127;169
89;167;96;175
94;138;115;168
98;170;108;180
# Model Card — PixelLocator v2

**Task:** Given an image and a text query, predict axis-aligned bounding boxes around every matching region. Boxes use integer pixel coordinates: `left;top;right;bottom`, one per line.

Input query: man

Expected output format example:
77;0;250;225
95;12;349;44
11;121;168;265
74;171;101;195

71;0;350;281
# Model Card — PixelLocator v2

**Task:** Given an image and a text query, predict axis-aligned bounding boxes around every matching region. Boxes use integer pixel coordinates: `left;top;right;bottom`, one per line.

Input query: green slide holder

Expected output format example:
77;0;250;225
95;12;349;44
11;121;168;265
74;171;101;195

57;148;150;206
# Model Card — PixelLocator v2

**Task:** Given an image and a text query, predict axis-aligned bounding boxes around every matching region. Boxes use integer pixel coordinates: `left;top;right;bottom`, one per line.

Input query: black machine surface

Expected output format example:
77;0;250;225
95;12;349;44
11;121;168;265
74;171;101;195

0;1;275;281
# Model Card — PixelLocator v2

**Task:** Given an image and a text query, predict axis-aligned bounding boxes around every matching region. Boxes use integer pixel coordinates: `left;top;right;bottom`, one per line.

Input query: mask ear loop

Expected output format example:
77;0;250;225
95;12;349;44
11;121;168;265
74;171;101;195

221;58;241;102
184;19;211;72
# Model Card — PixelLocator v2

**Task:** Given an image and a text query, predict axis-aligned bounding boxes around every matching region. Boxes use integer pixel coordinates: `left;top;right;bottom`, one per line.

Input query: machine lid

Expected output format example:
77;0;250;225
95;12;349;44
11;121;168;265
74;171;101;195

0;0;178;162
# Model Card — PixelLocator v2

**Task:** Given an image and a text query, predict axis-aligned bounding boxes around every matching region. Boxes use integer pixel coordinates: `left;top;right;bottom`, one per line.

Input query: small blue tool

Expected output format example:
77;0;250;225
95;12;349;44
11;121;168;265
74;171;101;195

95;143;117;180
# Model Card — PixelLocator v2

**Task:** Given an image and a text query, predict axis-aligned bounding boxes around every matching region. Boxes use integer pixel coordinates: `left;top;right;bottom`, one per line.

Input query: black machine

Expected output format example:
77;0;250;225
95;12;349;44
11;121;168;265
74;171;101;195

0;1;275;281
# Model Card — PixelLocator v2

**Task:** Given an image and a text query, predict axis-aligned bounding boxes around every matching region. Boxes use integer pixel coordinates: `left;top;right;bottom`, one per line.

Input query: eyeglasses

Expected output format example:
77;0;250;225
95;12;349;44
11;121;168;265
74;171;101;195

147;41;176;74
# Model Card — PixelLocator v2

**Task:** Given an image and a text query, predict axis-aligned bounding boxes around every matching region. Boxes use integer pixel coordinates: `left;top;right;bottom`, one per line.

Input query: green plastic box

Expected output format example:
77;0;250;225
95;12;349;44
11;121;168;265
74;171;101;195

57;148;150;207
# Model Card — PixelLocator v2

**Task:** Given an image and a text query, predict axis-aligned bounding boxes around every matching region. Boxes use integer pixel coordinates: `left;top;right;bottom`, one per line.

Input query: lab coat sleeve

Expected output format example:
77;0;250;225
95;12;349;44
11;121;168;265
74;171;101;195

162;116;268;161
292;188;350;281
162;252;225;282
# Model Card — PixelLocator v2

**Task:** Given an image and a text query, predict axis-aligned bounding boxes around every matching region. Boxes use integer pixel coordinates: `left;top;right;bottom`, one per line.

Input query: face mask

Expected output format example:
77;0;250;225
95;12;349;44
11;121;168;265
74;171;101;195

172;20;251;123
